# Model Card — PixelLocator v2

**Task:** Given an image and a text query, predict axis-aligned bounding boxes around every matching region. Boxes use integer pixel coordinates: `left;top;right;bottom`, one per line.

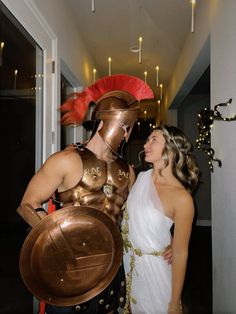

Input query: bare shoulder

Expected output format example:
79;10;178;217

41;146;82;174
175;186;193;205
173;186;194;219
49;145;81;162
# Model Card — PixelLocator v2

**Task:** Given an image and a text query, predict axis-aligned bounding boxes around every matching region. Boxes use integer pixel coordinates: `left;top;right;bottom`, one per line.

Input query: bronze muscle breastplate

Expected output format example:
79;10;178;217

55;145;130;223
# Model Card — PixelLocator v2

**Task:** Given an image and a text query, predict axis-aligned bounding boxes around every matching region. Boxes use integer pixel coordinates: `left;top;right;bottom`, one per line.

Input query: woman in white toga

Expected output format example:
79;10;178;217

123;125;199;314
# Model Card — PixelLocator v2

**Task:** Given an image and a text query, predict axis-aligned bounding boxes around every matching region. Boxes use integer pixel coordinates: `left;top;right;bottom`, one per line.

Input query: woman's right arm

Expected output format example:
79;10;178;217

169;191;194;313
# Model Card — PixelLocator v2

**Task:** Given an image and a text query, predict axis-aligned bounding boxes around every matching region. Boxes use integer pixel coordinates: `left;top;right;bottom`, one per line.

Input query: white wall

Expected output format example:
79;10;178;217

165;0;211;114
211;1;236;312
33;0;96;88
32;0;97;148
168;1;236;311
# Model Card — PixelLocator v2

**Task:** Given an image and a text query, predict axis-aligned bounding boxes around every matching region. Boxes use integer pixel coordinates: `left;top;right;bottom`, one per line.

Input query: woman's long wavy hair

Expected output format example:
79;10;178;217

154;125;199;193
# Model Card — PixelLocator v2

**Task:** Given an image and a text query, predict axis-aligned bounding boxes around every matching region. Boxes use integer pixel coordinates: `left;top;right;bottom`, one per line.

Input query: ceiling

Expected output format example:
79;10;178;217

1;0;207;124
66;0;197;122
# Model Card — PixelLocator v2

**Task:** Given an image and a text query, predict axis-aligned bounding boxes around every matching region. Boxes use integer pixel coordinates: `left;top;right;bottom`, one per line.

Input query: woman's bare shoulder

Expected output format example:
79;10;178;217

173;185;194;218
173;184;193;203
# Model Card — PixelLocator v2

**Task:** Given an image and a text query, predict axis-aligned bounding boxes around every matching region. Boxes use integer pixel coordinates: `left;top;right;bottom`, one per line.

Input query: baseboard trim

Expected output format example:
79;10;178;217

196;219;211;226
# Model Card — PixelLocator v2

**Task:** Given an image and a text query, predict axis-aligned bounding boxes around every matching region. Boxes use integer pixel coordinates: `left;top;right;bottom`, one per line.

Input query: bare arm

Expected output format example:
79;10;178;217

169;191;194;312
19;149;83;224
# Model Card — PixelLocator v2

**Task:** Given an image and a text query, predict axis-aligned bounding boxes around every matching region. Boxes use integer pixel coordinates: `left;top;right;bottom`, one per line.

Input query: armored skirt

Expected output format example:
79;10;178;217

123;169;173;314
46;263;126;313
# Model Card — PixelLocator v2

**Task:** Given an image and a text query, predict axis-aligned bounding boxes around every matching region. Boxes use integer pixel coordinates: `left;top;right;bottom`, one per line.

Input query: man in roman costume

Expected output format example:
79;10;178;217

17;74;155;314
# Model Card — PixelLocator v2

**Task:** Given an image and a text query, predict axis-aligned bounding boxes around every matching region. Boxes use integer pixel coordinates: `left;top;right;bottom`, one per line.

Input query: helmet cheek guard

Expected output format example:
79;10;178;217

97;109;139;153
93;91;140;156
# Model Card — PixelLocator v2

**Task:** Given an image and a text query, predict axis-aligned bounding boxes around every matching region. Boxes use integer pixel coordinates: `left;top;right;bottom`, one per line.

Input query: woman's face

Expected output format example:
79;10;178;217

144;130;166;164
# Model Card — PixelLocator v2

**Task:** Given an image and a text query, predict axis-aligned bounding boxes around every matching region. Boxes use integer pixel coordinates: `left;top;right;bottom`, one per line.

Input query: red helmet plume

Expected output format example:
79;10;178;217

60;74;154;125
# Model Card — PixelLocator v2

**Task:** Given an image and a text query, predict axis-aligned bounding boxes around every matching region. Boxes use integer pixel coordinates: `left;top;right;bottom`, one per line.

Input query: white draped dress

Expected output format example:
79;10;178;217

123;169;173;314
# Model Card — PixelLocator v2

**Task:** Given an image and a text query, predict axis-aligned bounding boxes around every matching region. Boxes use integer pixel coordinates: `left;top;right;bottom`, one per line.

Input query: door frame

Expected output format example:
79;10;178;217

2;0;60;169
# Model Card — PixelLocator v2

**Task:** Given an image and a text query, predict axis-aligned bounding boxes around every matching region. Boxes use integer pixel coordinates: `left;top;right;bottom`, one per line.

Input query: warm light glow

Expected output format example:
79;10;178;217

93;68;96;83
144;71;147;83
155;66;159;87
191;0;196;33
138;37;143;64
144;109;147;121
92;0;95;12
1;42;4;49
108;57;112;76
13;69;18;89
160;84;163;99
143;110;147;121
137;121;141;131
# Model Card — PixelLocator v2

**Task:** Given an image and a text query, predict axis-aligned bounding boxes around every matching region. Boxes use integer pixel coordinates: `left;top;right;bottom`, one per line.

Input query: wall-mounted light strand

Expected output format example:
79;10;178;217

196;98;235;172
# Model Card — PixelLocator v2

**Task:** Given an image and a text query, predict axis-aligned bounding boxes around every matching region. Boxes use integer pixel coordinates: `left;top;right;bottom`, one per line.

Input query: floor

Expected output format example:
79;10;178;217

0;225;212;314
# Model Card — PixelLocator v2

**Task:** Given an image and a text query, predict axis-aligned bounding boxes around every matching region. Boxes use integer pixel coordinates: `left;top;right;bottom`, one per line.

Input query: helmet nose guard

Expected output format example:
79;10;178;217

92;91;140;156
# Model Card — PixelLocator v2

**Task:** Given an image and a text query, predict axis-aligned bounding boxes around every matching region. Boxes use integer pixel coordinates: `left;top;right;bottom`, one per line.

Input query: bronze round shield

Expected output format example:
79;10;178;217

19;206;123;306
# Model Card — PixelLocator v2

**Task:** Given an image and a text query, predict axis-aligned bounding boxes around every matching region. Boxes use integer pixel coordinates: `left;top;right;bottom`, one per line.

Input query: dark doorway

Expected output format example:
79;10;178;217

0;4;43;313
